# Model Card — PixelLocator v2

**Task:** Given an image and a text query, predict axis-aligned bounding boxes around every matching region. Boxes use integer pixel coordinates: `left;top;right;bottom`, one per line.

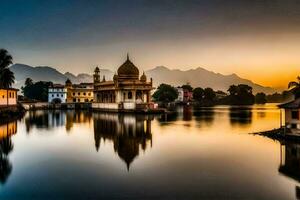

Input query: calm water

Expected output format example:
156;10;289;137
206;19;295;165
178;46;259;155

0;104;299;199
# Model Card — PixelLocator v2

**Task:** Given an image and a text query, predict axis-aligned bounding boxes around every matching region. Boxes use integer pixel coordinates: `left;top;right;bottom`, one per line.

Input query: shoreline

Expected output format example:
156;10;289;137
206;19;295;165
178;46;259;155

252;128;300;143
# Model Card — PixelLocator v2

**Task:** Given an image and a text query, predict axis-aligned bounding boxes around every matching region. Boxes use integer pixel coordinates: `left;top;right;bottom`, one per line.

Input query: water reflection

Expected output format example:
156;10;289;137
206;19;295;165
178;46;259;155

0;121;17;184
93;113;153;170
25;110;66;132
65;111;92;132
279;142;300;199
229;106;253;126
193;107;215;125
25;111;93;133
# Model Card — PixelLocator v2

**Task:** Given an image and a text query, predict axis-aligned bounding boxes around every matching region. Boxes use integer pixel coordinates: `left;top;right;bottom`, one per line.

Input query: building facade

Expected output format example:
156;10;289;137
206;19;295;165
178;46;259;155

48;84;67;103
279;98;300;135
65;80;94;103
93;55;153;111
0;88;18;107
176;87;193;103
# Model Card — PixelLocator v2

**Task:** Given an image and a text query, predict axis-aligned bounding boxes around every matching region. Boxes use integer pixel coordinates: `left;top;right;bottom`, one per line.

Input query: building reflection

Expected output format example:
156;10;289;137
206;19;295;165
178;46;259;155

183;106;192;121
279;142;300;199
65;111;92;132
93;113;153;170
0;120;17;184
25;111;66;133
25;111;93;133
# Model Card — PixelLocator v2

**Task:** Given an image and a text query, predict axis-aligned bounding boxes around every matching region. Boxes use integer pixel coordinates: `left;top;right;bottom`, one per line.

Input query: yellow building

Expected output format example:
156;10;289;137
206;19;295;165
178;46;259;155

0;88;18;107
0;121;17;140
65;80;94;103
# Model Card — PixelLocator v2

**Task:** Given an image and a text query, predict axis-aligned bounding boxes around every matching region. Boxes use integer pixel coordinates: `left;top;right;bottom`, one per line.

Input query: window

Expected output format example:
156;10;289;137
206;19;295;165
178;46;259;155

52;94;54;97
128;91;132;99
73;93;75;96
292;111;299;120
123;92;126;100
88;93;91;96
57;94;59;97
291;123;297;129
2;95;4;98
61;94;63;97
73;98;76;102
83;92;86;96
9;92;11;98
78;92;80;95
12;92;14;98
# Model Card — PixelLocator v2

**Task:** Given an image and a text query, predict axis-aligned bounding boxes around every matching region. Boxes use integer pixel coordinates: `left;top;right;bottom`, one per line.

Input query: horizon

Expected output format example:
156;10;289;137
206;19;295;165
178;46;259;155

13;62;281;90
2;0;300;88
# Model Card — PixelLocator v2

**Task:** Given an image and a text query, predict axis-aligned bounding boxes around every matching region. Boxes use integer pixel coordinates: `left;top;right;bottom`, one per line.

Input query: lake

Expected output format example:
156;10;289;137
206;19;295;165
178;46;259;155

0;104;298;199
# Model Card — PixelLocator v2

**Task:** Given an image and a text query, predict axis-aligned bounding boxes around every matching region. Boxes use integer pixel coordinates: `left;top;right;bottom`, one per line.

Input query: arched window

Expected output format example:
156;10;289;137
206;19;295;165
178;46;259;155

128;91;132;99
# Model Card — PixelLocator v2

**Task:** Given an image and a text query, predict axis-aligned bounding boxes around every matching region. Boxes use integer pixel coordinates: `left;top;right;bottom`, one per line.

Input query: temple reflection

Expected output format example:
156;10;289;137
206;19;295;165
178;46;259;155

93;113;153;170
0;120;17;184
279;142;300;199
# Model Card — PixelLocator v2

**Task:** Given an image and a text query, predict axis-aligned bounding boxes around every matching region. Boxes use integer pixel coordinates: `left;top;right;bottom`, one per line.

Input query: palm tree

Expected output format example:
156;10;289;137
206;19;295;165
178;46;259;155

288;76;300;98
24;78;33;87
0;49;15;105
0;49;14;88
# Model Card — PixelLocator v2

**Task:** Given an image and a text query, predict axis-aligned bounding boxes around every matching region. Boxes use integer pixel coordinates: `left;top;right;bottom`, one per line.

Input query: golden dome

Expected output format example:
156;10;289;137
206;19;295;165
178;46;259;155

117;54;139;80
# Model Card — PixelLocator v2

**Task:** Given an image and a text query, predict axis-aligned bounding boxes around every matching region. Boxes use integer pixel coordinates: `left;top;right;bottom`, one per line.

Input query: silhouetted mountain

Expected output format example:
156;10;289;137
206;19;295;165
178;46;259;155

10;63;277;94
146;66;277;94
10;63;113;88
10;64;67;89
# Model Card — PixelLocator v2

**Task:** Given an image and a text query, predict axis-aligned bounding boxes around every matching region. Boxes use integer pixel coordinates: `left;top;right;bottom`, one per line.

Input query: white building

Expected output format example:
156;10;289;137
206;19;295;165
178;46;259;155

48;84;67;103
176;87;184;102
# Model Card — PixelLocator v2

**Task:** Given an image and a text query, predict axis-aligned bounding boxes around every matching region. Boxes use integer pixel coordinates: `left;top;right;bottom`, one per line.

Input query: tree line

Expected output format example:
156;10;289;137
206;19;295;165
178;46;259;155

153;77;300;105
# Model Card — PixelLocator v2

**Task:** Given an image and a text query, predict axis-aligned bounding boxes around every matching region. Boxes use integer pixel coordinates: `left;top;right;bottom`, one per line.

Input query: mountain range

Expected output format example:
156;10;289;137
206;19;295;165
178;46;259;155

10;63;278;94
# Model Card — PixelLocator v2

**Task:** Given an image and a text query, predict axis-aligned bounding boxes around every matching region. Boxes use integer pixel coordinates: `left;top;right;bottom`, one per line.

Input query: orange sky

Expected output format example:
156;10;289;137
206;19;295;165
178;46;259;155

3;1;300;89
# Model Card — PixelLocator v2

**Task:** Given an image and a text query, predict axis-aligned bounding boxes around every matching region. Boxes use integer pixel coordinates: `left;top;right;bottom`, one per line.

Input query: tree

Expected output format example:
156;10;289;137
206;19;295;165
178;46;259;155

227;84;255;105
153;84;178;102
0;49;14;88
181;84;193;92
193;87;204;102
24;78;33;87
255;92;267;104
22;81;52;102
203;88;216;102
288;76;300;98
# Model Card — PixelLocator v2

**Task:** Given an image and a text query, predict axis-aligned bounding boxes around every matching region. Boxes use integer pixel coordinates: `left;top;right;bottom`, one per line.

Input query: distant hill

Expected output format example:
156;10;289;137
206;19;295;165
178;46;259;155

147;66;277;94
10;63;277;94
10;63;113;89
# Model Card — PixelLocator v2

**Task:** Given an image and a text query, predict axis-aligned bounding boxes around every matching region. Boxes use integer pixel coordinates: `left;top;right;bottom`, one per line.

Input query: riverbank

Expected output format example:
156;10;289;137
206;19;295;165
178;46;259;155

21;102;166;114
0;104;26;122
252;128;300;142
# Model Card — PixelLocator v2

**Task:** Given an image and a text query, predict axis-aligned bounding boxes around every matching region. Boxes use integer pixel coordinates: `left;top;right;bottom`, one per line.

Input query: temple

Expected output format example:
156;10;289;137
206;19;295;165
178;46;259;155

92;54;154;112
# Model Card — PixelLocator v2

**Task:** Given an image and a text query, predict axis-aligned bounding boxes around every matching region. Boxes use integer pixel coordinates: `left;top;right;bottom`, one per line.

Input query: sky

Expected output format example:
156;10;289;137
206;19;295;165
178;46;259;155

1;0;300;89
